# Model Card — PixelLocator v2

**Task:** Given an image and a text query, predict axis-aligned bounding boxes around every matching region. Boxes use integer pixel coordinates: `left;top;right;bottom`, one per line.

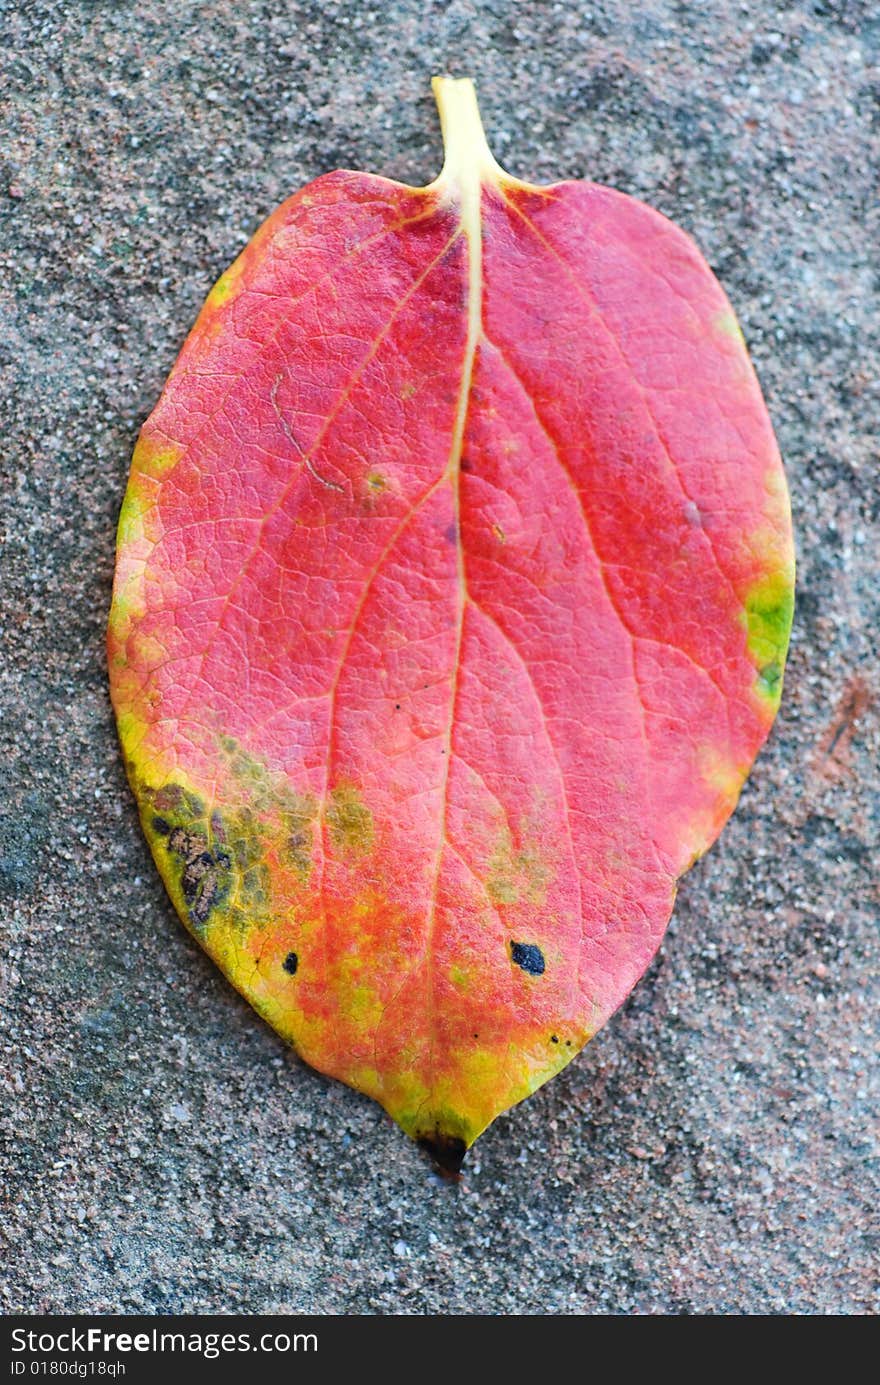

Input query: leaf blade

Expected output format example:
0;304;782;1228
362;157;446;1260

109;79;794;1153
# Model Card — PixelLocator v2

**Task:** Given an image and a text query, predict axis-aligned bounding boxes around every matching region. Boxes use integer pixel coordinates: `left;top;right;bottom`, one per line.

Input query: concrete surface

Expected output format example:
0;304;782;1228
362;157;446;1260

1;0;877;1315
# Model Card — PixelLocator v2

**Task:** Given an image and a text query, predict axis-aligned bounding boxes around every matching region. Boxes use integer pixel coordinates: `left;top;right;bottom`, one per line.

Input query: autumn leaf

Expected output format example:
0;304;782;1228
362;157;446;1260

108;76;794;1168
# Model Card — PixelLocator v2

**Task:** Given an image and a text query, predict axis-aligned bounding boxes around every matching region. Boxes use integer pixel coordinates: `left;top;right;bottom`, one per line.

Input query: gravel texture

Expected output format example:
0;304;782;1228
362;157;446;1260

1;0;877;1316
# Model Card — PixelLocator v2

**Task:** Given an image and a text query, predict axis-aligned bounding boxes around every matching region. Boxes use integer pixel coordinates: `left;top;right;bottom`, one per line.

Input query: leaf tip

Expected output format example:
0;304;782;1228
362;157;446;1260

417;1131;469;1179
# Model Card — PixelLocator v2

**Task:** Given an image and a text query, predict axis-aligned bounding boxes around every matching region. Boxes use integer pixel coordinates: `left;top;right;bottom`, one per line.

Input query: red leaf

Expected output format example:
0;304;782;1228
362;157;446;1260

108;77;794;1159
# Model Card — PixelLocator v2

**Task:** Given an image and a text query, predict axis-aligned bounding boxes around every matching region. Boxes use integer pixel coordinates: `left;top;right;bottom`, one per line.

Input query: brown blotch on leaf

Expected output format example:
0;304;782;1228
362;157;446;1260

182;850;215;901
190;872;219;925
162;823;231;928
152;783;205;819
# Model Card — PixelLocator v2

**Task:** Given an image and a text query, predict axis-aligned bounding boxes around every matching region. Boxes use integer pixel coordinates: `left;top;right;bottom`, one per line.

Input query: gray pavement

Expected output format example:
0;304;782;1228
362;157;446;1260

1;0;877;1314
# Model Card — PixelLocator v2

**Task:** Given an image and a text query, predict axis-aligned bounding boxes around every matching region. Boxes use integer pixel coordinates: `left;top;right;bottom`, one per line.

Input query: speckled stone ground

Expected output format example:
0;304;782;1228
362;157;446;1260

1;0;877;1316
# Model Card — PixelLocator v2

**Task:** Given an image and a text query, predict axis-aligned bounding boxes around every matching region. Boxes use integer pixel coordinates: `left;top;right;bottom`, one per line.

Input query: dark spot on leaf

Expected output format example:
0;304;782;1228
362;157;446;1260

152;816;171;836
551;1034;559;1043
460;456;473;472
511;941;545;975
444;522;459;545
283;951;299;976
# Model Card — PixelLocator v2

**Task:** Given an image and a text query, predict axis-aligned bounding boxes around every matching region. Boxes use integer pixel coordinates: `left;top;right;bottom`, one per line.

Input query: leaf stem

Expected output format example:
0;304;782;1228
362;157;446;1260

431;75;505;191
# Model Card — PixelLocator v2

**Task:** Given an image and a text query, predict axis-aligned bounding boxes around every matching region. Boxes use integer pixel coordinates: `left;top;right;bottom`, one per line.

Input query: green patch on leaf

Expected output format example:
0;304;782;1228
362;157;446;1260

283;800;317;880
486;828;550;906
327;785;374;854
740;571;794;708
